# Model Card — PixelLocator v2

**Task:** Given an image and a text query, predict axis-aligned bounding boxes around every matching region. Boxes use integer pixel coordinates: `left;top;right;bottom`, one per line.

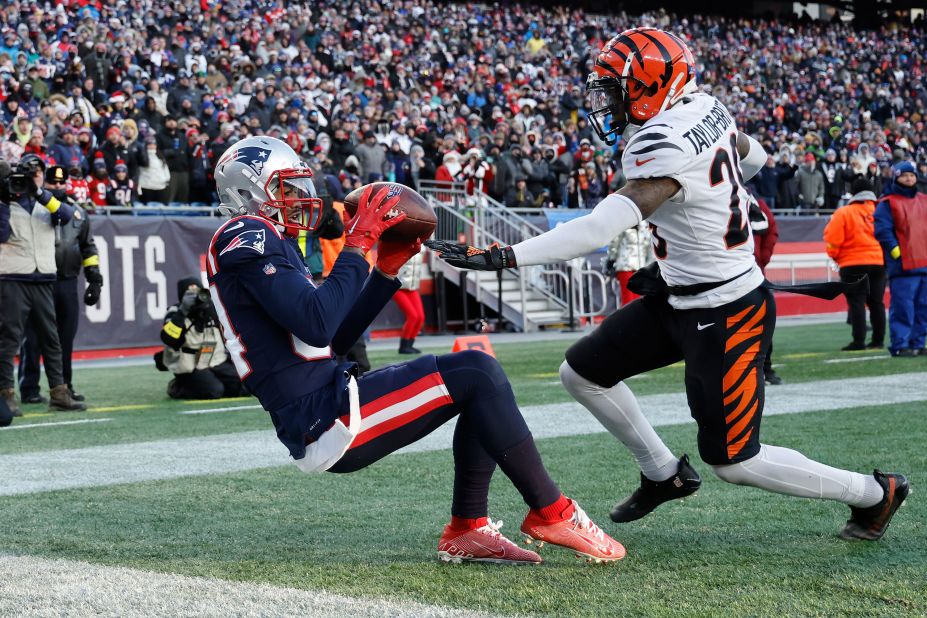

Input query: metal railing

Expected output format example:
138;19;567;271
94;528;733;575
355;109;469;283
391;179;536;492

418;181;612;330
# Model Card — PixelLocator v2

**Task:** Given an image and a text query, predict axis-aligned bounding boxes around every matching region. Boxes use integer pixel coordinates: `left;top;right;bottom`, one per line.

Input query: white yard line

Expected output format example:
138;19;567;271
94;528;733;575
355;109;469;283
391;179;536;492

181;404;264;415
1;372;925;497
823;355;887;364
0;554;503;618
0;418;111;431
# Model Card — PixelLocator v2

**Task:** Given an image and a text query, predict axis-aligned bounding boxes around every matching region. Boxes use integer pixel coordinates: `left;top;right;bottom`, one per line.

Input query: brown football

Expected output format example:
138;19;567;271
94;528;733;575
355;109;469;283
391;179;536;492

343;182;436;242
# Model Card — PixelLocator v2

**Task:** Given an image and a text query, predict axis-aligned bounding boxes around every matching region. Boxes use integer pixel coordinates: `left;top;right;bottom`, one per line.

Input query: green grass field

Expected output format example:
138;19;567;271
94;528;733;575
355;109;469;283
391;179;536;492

1;322;925;617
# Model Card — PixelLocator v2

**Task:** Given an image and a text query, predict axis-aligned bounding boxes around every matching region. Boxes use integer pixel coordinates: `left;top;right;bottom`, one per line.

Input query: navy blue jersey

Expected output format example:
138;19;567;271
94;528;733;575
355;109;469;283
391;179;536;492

206;215;400;458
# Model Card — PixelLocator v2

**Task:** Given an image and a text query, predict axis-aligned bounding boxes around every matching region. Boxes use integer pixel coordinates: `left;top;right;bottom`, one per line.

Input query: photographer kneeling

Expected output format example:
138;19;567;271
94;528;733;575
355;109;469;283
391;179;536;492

155;276;244;400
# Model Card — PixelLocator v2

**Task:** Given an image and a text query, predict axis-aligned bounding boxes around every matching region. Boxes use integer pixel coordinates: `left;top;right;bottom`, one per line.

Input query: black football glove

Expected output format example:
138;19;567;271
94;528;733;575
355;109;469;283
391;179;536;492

83;266;103;306
84;283;101;306
425;240;517;271
84;265;103;286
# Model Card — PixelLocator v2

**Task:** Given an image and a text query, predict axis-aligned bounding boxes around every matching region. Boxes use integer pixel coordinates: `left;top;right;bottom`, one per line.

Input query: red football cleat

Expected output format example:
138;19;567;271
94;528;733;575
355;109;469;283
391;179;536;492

521;499;626;563
438;519;542;565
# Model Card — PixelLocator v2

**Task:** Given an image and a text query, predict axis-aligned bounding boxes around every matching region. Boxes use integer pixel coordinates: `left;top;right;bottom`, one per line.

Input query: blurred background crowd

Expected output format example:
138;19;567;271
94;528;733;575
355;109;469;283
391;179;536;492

1;0;926;213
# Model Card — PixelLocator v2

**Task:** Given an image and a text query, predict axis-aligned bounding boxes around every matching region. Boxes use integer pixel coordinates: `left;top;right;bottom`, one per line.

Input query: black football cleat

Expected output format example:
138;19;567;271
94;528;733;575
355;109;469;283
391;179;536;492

840;471;910;541
610;454;702;523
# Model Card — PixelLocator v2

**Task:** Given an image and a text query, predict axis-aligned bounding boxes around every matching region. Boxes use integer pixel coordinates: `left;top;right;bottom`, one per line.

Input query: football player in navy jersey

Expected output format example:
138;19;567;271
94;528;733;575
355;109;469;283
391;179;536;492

207;136;624;564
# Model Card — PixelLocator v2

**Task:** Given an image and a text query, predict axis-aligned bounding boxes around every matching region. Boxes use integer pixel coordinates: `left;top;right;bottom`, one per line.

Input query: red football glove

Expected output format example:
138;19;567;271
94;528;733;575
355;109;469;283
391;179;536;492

377;238;423;277
343;185;406;253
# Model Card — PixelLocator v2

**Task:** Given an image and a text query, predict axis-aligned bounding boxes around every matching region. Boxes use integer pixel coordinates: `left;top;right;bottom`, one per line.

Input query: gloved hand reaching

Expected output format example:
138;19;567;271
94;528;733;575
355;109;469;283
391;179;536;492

377;238;422;277
424;240;517;271
343;185;406;254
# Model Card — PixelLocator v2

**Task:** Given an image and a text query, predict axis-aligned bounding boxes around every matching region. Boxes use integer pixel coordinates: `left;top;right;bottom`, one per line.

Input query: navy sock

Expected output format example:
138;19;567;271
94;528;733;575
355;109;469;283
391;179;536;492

438;351;561;510
451;412;497;518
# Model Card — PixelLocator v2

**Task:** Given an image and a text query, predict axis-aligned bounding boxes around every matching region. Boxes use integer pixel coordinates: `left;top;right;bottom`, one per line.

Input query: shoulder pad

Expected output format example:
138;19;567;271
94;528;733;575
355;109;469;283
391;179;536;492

210;216;285;266
622;124;688;182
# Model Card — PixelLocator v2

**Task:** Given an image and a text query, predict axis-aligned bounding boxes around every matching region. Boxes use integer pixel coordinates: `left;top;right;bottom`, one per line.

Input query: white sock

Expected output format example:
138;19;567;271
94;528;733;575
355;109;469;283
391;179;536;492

560;361;678;481
712;444;884;507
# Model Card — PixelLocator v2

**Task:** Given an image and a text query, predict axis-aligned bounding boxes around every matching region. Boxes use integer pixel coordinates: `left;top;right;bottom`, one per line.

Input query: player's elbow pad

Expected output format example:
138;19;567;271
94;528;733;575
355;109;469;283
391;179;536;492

739;135;766;181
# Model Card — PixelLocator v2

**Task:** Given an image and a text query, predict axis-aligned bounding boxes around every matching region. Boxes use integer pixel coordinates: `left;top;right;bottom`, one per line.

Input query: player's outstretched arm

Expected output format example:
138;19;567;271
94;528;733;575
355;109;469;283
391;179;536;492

426;177;679;269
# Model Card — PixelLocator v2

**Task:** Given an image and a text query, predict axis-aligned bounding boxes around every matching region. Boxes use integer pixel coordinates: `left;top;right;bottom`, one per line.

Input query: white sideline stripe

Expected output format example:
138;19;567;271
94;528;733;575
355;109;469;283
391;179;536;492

0;554;502;618
1;372;926;497
181;404;264;415
823;355;886;364
0;418;111;431
360;383;451;433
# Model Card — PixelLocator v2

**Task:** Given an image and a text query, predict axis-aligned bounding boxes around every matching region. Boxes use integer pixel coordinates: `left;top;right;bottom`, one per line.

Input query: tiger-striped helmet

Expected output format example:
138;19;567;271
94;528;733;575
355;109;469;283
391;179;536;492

586;28;697;144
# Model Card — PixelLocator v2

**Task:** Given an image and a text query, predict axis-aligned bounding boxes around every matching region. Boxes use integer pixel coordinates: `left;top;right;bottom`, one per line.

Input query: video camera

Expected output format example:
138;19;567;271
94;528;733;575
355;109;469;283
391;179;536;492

187;288;219;329
0;162;29;201
0;154;44;201
4;172;32;194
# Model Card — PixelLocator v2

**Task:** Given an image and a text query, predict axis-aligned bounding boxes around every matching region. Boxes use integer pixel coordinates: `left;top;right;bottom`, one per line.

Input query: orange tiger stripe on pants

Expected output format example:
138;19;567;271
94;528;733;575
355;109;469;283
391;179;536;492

722;301;767;460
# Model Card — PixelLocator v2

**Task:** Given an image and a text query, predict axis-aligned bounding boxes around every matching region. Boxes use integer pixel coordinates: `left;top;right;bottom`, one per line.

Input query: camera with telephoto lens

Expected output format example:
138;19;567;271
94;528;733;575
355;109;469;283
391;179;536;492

187;288;217;327
6;172;31;194
1;154;45;201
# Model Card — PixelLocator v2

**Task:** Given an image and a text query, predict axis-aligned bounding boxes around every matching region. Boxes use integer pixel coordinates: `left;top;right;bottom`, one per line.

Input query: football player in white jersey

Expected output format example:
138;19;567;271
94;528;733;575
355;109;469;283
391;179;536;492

428;27;908;541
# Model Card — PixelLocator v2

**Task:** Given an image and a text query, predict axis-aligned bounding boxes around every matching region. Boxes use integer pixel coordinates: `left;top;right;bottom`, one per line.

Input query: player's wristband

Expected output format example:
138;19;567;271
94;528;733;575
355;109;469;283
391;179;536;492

890;246;901;260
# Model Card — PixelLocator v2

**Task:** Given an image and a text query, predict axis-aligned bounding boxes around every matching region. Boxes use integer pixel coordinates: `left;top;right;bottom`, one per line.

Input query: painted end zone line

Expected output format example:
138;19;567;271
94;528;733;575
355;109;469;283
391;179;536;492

1;418;112;431
181;404;264;415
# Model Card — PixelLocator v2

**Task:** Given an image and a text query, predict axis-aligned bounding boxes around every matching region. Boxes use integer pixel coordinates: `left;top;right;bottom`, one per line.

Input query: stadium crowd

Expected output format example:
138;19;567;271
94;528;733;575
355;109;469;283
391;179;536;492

0;0;926;212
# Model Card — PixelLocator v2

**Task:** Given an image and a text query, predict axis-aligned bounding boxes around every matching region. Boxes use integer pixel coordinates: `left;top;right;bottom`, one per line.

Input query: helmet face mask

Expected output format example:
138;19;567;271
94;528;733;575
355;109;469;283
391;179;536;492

586;75;642;145
262;169;324;235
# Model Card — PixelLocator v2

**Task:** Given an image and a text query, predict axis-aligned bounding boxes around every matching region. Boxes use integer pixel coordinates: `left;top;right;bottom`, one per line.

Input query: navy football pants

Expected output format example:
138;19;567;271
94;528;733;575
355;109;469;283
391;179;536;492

329;351;561;518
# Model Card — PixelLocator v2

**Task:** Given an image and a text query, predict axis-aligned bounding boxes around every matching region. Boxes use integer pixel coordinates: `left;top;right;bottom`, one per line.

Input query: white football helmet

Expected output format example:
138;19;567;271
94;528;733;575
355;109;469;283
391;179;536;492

214;136;323;236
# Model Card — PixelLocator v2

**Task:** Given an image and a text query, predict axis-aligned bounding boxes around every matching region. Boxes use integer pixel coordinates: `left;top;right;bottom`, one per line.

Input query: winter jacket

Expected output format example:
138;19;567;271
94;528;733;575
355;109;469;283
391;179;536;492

796;164;825;207
138;154;171;192
53;205;99;279
156;128;191;172
354;142;388;181
0;193;75;281
874;183;927;278
49;138;86;172
823;199;884;268
819;161;846;200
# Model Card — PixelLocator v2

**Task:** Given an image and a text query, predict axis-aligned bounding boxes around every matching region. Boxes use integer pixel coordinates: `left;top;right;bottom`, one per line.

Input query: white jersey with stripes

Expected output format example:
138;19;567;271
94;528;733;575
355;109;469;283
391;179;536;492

622;93;764;309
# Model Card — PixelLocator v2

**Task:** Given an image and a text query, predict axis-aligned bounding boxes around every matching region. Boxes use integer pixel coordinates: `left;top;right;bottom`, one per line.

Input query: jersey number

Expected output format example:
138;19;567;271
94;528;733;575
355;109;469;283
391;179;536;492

709;134;750;249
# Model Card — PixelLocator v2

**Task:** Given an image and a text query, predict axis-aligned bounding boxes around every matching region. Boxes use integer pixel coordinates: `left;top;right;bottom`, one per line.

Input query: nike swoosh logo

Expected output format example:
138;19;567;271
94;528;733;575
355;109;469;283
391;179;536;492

635;157;656;166
224;221;245;232
471;541;506;558
564;528;613;554
697;322;715;331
